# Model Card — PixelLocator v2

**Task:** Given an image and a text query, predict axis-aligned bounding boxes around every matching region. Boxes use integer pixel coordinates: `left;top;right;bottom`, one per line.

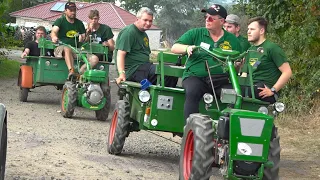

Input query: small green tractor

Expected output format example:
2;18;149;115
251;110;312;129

0;103;7;179
107;47;284;180
18;37;112;121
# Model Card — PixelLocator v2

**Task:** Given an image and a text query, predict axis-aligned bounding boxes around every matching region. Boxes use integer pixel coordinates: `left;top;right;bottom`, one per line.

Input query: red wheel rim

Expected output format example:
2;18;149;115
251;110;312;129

108;110;118;145
183;130;194;180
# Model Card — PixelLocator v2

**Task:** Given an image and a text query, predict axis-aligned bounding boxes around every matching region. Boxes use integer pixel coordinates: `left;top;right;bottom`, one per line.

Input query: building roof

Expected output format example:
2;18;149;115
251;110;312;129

10;0;160;30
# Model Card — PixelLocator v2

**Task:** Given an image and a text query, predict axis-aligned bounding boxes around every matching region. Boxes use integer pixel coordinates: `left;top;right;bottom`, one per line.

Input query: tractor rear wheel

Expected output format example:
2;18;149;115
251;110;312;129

61;81;77;118
0;121;7;179
95;83;111;121
19;87;29;102
179;114;215;180
263;127;280;180
107;100;130;155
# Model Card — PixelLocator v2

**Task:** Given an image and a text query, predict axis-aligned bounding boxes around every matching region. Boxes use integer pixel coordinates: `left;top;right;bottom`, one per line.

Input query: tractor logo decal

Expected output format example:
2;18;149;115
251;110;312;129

143;37;149;47
219;41;232;50
238;143;252;155
66;30;78;38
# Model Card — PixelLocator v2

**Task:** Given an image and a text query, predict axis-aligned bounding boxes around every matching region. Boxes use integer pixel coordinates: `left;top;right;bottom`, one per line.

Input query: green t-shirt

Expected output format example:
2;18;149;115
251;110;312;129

238;35;251;51
115;24;151;79
246;39;287;88
175;28;242;80
89;24;114;44
53;15;85;47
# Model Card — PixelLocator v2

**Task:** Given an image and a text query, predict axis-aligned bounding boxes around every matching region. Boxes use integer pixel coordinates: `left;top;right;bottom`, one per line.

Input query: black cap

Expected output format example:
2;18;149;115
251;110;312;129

65;2;76;10
201;4;227;19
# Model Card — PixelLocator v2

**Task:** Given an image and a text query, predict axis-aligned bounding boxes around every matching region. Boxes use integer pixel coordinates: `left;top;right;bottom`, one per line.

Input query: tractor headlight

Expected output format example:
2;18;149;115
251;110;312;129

274;102;285;113
45;60;51;66
138;90;150;103
258;106;268;115
203;93;214;104
99;65;105;70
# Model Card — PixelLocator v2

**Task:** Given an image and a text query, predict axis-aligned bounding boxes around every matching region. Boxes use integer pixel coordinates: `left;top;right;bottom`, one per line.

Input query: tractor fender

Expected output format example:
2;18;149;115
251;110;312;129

19;65;33;88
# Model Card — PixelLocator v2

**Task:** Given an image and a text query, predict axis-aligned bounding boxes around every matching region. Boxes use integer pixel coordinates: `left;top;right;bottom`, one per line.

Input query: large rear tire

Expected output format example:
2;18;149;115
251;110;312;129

19;87;29;102
61;81;77;118
0;121;7;180
179;114;215;180
107;100;130;155
95;83;111;121
263;127;280;180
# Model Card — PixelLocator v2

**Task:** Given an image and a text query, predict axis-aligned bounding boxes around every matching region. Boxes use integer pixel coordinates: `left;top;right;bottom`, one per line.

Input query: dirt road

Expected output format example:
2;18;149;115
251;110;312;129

0;57;319;179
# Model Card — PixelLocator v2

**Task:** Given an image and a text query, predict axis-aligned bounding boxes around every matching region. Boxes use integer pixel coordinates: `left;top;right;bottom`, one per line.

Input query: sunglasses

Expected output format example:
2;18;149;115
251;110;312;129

204;15;221;22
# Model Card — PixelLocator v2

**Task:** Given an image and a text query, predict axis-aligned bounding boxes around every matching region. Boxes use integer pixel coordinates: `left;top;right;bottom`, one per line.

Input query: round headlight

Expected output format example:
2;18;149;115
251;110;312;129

274;102;285;113
258;106;268;115
45;60;51;66
138;90;150;103
99;65;105;70
203;93;214;104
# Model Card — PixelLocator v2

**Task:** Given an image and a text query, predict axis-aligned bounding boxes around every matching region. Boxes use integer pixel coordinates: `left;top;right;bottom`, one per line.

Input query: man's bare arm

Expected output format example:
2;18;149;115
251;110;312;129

51;26;60;43
272;62;292;92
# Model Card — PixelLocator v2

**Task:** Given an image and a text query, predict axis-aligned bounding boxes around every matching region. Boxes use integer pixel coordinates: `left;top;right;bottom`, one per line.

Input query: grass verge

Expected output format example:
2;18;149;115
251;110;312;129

0;57;20;79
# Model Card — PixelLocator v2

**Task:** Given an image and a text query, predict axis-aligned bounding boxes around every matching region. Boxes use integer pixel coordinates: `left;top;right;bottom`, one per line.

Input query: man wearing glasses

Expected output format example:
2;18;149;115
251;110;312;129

171;4;242;120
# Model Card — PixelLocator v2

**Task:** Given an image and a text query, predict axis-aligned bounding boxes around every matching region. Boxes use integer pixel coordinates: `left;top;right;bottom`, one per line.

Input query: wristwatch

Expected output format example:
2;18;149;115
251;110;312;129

119;70;125;75
271;87;279;100
270;87;277;94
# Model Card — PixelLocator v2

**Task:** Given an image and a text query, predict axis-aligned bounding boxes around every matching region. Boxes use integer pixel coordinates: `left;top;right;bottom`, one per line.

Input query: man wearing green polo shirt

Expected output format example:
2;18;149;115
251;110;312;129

115;7;177;87
171;4;242;120
224;14;251;51
246;17;292;103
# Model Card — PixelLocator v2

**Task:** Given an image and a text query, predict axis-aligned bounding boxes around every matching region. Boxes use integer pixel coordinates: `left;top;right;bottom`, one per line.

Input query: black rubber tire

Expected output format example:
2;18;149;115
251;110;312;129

0;121;7;180
19;87;29;102
179;114;215;180
61;81;77;118
107;100;130;155
263;127;280;180
95;83;111;121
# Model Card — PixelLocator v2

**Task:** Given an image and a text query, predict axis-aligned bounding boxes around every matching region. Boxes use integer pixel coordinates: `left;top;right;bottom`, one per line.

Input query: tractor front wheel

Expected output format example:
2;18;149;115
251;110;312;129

0;121;7;179
179;114;215;180
263;127;280;180
61;81;77;118
95;83;111;121
107;100;130;155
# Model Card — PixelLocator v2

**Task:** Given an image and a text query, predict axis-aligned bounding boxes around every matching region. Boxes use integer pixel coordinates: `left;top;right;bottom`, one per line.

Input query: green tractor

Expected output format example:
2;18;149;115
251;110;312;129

18;37;112;121
107;47;284;180
0;103;7;179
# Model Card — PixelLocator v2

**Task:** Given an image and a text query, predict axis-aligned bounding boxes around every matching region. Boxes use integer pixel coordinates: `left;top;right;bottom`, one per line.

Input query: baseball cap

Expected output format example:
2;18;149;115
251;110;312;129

226;14;240;24
65;2;76;10
201;4;227;19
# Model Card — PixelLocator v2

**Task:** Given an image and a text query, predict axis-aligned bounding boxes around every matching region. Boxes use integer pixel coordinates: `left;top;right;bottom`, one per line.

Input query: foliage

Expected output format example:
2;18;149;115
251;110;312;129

233;0;320;113
119;0;209;46
0;57;20;79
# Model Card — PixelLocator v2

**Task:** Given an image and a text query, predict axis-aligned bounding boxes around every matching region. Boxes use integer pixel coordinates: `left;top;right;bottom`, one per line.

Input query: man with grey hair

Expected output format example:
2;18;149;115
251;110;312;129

115;7;177;87
224;14;251;51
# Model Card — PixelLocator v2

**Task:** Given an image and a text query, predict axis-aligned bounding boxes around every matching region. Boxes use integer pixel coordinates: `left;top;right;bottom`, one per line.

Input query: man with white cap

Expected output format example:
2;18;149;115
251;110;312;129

224;14;251;51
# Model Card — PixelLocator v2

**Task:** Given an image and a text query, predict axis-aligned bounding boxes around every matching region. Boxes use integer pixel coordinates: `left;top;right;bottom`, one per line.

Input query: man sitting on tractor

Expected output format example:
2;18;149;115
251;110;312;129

51;2;99;79
245;17;292;103
115;7;177;87
85;9;115;63
171;4;242;120
21;26;53;58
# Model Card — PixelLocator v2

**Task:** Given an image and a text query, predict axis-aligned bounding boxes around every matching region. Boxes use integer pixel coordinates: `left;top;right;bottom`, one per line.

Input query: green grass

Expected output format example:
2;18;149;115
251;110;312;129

0;57;20;79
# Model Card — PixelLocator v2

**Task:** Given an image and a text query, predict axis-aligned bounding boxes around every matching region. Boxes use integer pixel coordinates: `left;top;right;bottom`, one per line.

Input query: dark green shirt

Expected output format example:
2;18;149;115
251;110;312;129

175;28;242;80
53;15;85;47
246;39;287;88
89;24;114;44
115;24;151;79
238;35;251;51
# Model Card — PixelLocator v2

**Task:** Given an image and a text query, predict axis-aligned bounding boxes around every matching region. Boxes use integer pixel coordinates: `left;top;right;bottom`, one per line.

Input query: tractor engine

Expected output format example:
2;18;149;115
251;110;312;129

85;83;104;106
